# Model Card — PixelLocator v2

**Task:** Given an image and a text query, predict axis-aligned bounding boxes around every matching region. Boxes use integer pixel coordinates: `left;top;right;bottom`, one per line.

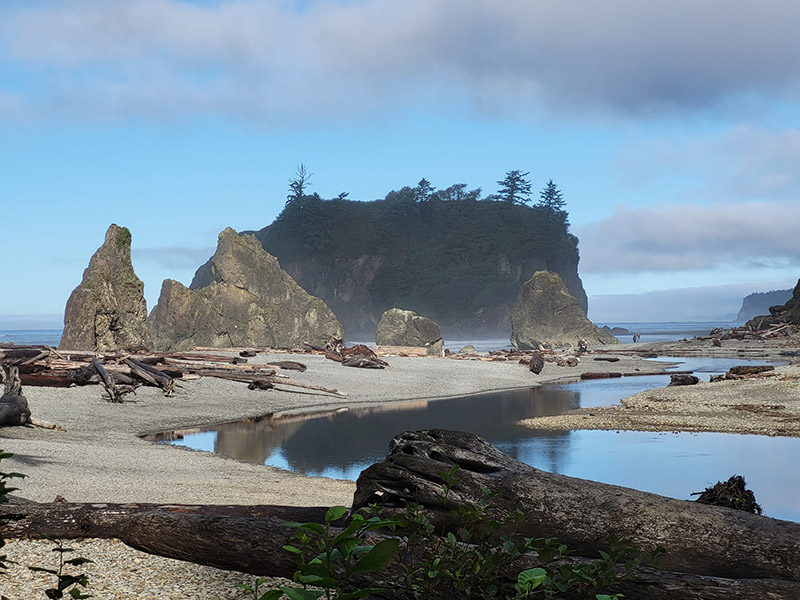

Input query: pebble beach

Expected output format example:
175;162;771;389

2;339;798;598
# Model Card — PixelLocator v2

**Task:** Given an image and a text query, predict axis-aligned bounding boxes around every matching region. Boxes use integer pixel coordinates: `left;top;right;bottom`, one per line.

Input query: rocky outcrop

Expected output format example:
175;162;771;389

768;279;800;325
150;228;343;351
375;308;443;356
510;271;618;350
250;197;587;337
737;288;792;321
59;224;153;351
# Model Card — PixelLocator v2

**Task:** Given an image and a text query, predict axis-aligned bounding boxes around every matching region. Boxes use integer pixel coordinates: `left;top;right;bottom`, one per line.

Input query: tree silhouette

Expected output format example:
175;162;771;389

286;163;313;206
496;170;532;204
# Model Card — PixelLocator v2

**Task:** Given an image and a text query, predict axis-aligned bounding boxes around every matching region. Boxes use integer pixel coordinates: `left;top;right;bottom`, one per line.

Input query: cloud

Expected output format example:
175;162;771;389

575;201;800;274
4;0;800;121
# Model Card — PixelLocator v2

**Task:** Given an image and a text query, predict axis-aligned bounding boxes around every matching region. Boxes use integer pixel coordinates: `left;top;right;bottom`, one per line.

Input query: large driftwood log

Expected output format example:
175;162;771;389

3;499;800;599
352;430;800;583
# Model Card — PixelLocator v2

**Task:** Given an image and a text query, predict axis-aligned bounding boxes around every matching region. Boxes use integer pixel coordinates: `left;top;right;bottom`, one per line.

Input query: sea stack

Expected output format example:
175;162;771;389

510;271;618;350
375;308;444;355
149;228;343;351
59;224;153;351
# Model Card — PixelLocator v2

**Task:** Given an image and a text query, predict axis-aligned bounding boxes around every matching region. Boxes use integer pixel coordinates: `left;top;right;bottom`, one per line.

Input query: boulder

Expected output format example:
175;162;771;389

59;224;153;351
510;271;618;350
375;308;443;356
149;228;343;351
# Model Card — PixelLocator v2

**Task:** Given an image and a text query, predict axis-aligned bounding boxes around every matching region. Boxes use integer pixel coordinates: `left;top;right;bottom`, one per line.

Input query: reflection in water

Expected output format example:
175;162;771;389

211;386;577;476
166;358;800;522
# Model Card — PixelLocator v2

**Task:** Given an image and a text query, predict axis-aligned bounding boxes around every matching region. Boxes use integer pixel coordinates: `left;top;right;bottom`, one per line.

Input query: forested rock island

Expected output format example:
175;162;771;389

225;174;585;338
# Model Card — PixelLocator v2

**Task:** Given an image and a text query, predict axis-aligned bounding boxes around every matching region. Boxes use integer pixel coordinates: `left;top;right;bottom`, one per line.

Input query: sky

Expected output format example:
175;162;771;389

1;0;799;330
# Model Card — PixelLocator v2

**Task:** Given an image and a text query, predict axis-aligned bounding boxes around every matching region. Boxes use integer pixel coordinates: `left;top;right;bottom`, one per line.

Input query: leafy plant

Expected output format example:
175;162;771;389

242;466;663;599
28;539;93;599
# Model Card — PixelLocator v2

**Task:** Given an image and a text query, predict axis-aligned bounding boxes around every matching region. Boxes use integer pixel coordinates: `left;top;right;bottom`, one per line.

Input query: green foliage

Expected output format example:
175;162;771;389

243;467;662;600
287;164;313;206
28;539;93;599
116;227;131;248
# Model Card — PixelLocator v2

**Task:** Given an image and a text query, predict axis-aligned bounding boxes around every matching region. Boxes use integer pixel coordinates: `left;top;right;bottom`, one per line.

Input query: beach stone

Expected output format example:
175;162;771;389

458;345;477;355
668;374;700;386
510;271;618;350
375;308;443;356
150;228;343;351
59;224;153;351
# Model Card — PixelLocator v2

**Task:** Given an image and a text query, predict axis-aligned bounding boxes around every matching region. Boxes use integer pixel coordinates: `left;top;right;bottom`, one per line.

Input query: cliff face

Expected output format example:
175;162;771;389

737;289;792;321
60;224;153;351
240;195;587;338
152;228;343;351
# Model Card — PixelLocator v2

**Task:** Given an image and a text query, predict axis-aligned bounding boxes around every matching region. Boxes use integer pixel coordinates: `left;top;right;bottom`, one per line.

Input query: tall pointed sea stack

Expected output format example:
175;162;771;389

150;228;344;351
510;271;617;350
59;224;153;351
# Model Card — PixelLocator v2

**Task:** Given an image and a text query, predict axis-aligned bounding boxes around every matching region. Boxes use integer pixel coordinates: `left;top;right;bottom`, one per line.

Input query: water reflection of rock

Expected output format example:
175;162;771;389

213;387;579;476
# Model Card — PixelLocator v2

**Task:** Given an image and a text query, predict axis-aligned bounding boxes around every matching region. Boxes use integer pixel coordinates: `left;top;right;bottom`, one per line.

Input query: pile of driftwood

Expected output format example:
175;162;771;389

708;321;799;342
0;345;345;402
305;338;389;369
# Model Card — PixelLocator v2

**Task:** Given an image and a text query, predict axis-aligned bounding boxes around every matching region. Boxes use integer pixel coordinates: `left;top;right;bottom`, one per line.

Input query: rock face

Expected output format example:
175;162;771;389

510;271;618;350
150;228;343;351
59;224;153;351
737;288;792;321
375;308;443;355
768;278;800;325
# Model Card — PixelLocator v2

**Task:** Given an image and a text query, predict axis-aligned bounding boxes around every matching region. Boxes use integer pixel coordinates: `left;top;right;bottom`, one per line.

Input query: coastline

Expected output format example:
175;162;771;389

2;340;798;598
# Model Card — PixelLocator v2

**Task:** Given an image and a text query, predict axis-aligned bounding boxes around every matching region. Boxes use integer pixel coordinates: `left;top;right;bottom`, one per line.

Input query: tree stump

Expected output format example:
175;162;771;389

0;365;31;426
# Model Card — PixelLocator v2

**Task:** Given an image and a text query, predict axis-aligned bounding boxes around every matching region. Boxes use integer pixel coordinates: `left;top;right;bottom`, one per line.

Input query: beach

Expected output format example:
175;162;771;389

2;340;798;598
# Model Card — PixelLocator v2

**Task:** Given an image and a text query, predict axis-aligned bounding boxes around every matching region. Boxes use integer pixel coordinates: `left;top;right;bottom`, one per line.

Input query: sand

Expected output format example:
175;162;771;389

2;341;798;598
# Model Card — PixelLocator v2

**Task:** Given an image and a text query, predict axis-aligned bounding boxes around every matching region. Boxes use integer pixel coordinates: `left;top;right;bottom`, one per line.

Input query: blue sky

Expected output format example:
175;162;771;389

1;0;799;329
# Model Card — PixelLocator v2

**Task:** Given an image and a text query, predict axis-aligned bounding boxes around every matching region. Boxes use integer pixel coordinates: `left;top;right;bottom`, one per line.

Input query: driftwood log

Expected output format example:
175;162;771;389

0;365;30;426
352;430;800;583
3;431;800;598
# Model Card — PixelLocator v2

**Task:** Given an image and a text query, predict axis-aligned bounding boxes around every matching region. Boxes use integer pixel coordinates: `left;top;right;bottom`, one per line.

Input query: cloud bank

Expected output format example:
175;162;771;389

4;0;800;121
576;200;800;274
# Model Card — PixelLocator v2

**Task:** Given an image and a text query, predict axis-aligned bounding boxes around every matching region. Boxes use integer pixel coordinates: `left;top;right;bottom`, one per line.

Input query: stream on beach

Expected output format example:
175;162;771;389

159;356;800;522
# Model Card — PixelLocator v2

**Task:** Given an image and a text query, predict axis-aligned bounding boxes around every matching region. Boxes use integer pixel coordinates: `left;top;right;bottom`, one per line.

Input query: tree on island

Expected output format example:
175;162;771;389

537;179;569;226
495;169;532;204
286;163;313;206
413;178;435;202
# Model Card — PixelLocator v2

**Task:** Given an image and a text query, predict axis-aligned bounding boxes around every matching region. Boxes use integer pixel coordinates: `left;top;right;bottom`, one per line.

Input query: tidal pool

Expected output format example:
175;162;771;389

160;356;800;521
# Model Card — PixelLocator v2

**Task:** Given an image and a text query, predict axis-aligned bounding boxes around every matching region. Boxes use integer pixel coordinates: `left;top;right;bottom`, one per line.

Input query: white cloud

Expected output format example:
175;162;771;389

576;200;800;274
4;0;800;121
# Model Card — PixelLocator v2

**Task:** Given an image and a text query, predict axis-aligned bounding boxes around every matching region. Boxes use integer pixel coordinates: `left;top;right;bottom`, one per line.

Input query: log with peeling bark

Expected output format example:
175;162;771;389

352;430;800;583
2;471;799;598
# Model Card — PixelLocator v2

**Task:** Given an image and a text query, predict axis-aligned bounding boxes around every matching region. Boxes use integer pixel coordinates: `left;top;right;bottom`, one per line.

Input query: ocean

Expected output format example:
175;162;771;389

0;321;743;350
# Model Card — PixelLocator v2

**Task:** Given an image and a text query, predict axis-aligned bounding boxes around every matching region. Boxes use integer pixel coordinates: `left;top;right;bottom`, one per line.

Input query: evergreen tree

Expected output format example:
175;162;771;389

286;163;312;206
537;179;569;226
414;178;435;202
496;170;532;204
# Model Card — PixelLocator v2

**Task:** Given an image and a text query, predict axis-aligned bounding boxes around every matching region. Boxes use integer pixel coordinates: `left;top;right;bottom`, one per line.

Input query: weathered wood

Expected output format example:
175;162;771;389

124;358;174;396
92;356;124;402
2;498;799;598
0;365;30;426
580;371;622;379
352;430;800;583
